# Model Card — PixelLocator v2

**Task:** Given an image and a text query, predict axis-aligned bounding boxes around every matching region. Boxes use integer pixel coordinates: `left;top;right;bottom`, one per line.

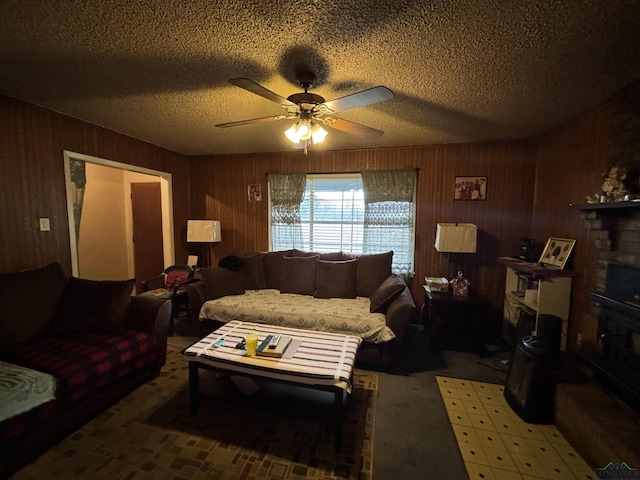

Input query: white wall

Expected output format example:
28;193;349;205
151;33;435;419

78;163;130;279
65;150;175;280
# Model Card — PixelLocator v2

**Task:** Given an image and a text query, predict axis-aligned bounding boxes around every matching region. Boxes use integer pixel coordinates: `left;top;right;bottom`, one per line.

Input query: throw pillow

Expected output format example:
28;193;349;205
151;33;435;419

165;270;191;290
199;267;245;300
290;249;320;257
0;262;68;349
318;252;347;261
262;250;292;289
354;251;394;297
239;253;266;290
52;277;135;333
369;274;406;313
314;260;358;299
279;255;319;296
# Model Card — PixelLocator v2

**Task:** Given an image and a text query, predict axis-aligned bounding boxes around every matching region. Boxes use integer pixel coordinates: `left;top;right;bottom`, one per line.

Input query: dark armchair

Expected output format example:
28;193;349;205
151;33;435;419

139;264;195;334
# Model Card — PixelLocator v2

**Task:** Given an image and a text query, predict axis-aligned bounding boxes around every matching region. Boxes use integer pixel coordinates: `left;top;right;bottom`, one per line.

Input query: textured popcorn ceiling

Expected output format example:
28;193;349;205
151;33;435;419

0;0;639;156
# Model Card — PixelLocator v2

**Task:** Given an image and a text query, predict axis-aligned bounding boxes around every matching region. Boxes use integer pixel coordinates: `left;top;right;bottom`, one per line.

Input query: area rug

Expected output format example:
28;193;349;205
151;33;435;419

14;345;376;480
436;376;595;480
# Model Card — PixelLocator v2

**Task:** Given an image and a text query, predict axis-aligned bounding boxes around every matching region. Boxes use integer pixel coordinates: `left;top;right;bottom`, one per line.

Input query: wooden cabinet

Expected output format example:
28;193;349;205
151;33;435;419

498;257;575;350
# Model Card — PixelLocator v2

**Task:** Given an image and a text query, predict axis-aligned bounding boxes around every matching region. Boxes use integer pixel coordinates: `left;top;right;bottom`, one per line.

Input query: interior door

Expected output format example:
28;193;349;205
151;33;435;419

131;182;164;294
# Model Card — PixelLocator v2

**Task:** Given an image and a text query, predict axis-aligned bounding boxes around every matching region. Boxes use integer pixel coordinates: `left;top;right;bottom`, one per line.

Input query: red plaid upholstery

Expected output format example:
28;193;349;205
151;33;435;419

0;329;159;442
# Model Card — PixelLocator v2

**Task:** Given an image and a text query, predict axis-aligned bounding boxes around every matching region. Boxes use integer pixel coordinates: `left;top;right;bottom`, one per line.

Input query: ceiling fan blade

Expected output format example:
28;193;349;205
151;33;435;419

321;117;385;139
229;78;297;107
319;86;394;114
215;115;284;128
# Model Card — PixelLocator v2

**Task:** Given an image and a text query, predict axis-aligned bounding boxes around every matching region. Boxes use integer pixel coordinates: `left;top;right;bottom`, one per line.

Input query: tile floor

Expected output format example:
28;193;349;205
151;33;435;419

436;376;596;480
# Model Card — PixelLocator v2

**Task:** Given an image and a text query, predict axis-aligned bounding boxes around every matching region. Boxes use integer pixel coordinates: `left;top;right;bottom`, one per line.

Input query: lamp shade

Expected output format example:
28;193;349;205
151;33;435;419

187;220;221;243
434;223;477;253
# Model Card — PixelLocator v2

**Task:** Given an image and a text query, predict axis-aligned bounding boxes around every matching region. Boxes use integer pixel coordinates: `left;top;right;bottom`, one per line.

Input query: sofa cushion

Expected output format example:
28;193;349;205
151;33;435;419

239;253;266;290
318;252;348;261
290;249;320;257
0;263;67;350
200;267;245;300
369;274;406;313
279;255;319;296
6;329;159;402
262;250;292;289
354;251;394;297
314;260;358;299
52;277;135;333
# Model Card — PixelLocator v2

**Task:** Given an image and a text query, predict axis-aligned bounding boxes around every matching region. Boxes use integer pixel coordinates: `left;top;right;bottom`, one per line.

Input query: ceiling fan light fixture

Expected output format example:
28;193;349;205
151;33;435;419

311;123;327;144
220;76;394;154
284;123;302;143
298;119;312;140
284;119;316;144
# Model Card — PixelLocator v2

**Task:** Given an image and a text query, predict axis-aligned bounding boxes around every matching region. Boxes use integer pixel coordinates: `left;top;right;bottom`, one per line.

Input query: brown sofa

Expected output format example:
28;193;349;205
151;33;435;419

186;249;419;369
0;263;171;477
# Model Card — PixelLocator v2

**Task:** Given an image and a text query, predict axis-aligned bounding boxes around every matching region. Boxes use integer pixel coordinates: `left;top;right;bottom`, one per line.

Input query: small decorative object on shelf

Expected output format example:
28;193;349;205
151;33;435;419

539;237;575;270
425;276;449;293
586;162;640;204
451;271;469;296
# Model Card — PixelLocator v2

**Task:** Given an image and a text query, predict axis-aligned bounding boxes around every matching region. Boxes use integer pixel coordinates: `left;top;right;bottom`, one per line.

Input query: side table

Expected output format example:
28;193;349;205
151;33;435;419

422;286;489;354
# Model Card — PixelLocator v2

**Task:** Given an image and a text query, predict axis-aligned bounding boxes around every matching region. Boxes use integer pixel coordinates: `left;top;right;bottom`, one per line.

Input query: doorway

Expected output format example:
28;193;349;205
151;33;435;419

131;182;164;294
63;151;175;281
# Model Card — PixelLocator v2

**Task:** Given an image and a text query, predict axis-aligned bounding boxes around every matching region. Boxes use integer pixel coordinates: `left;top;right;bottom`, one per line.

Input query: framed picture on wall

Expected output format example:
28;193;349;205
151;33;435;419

454;176;487;200
248;183;262;202
539;237;576;269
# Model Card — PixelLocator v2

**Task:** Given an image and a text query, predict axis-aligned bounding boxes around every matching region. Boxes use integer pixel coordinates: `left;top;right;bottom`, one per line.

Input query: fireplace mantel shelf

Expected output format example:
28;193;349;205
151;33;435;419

572;201;640;211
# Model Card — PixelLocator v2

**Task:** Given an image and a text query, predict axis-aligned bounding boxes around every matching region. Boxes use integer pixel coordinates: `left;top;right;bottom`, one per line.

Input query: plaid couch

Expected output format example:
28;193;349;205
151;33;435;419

0;263;171;477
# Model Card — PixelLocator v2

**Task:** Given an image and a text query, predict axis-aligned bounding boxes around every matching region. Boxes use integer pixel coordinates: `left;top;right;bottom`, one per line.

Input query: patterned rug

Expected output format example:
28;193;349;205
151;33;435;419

14;345;376;479
436;376;595;480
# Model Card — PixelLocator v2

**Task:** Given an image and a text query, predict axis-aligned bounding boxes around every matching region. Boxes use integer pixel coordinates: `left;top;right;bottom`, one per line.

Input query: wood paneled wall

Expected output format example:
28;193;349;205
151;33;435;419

534;101;613;349
0;95;191;276
2;86;628;351
190;140;538;312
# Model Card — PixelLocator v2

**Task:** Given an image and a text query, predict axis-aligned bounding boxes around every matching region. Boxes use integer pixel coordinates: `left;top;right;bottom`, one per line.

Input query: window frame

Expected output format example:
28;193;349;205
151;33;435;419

269;172;416;275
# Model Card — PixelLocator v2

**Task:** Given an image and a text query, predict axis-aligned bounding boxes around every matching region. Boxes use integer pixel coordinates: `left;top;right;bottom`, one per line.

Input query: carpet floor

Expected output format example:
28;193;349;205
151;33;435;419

436;376;596;480
14;345;376;480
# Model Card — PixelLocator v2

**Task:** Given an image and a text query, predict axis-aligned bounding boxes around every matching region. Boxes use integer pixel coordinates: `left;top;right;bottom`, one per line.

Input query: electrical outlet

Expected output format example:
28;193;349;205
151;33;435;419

39;217;50;231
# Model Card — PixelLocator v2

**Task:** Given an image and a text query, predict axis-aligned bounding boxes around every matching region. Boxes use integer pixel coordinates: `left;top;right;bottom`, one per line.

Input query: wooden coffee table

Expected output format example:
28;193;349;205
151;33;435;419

182;321;362;450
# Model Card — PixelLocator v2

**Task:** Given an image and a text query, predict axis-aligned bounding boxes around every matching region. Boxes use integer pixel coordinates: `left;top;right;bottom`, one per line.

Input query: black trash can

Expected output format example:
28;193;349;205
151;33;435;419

503;335;556;424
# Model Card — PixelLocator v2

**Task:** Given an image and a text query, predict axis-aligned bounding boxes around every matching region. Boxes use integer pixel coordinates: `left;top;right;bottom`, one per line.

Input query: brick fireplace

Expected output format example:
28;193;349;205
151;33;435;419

579;203;640;411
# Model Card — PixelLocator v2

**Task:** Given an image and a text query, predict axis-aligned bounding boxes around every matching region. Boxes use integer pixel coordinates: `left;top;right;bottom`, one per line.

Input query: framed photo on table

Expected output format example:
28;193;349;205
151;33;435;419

539;237;575;269
454;176;487;200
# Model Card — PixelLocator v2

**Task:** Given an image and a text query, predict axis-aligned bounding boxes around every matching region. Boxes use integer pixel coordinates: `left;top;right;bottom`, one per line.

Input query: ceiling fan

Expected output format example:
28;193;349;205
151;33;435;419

215;71;394;153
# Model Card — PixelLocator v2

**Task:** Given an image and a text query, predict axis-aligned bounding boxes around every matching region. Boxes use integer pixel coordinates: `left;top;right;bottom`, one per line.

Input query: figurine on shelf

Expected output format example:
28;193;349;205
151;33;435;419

584;193;602;204
601;165;629;201
451;271;469;296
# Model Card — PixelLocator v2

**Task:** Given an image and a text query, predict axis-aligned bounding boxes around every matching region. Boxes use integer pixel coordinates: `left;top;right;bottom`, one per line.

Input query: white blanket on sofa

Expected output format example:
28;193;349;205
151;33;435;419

0;361;56;422
199;289;396;343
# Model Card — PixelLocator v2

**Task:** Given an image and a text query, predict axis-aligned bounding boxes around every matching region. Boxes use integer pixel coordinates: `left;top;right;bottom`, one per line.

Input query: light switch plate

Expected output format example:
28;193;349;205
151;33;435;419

39;217;50;231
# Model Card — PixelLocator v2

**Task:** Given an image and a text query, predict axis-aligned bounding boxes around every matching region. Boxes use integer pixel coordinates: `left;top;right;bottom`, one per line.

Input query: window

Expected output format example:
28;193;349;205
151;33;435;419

270;172;415;276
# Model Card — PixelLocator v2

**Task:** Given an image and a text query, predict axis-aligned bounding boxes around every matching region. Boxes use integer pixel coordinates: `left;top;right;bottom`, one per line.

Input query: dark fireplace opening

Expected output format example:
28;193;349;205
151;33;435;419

585;263;640;412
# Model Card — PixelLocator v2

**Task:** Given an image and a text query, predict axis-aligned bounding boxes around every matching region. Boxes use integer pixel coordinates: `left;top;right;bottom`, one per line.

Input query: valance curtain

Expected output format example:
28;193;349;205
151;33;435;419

269;173;307;249
361;168;417;277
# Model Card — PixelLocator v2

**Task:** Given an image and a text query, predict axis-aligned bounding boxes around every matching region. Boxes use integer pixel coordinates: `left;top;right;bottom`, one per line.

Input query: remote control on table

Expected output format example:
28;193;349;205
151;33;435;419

268;334;281;349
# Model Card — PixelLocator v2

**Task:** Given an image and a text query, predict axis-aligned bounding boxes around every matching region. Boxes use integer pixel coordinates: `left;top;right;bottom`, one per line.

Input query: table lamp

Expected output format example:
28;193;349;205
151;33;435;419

187;220;221;268
434;223;477;288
